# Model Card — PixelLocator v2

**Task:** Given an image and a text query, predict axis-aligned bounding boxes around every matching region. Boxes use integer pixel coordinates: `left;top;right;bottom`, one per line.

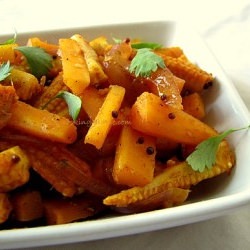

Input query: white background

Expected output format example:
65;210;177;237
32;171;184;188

1;0;250;249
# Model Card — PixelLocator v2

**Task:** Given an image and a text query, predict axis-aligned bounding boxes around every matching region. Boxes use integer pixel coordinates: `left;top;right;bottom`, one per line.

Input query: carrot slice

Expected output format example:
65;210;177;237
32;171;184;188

59;38;90;94
8;101;77;144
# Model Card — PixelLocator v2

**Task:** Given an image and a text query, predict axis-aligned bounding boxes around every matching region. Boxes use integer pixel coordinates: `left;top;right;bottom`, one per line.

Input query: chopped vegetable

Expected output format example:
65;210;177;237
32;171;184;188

34;73;70;117
71;34;108;84
3;68;42;100
0;32;242;229
8;101;77;144
112;125;156;187
0;85;17;130
11;190;43;222
0;193;12;224
0;146;30;192
27;37;59;56
130;92;217;145
104;140;234;207
84;85;125;149
59;38;90;94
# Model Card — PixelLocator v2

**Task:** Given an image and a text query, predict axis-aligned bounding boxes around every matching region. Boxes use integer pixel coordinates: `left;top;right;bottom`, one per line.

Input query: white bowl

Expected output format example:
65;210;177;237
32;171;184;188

0;21;249;249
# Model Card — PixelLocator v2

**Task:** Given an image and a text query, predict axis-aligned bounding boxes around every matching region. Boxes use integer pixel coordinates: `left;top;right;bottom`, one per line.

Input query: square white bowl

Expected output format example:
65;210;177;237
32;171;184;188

0;21;249;249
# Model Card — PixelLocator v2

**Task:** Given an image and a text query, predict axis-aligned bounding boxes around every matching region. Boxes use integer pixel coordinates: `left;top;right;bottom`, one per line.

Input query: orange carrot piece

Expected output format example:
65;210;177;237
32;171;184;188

182;92;205;120
0;193;12;224
27;37;59;56
59;38;90;94
130;92;217;145
43;194;105;225
113;125;156;187
0;85;17;130
11;190;43;222
0;44;18;63
84;85;125;149
8;101;77;144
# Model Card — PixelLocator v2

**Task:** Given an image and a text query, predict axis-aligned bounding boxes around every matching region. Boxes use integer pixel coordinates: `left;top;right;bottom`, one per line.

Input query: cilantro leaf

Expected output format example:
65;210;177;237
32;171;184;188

56;91;82;121
186;125;250;172
112;37;122;44
129;48;165;77
15;46;52;78
0;61;12;81
131;42;162;50
0;32;17;45
42;91;82;121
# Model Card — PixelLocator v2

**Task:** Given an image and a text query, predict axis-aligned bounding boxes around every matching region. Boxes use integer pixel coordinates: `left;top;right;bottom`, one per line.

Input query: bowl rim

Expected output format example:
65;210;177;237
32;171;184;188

0;19;250;249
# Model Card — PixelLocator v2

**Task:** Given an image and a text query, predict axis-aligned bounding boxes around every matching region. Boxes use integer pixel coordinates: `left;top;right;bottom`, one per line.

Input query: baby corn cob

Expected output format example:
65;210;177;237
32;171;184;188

71;34;108;85
104;140;234;207
155;46;185;58
0;85;17;130
163;55;214;93
3;68;42;101
89;36;112;56
1;133;117;198
25;145;80;197
33;73;70;117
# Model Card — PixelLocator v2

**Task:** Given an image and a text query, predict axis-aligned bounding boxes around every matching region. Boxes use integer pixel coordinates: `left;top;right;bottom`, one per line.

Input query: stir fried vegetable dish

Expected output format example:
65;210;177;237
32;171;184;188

0;32;238;228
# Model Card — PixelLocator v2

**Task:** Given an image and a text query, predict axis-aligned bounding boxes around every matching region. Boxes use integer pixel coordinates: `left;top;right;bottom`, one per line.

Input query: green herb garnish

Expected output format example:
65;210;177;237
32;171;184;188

129;48;165;77
42;91;82;121
0;32;17;45
0;61;12;81
131;42;162;50
186;125;250;172
15;46;52;78
112;37;122;44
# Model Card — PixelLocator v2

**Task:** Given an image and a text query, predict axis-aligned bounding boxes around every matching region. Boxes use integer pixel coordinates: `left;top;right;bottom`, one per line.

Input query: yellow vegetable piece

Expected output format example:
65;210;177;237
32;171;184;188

0;146;30;192
113;187;190;213
130;92;217;145
84;85;125;149
59;38;90;94
0;193;12;224
71;34;108;85
0;85;17;130
104;140;234;207
113;125;156;187
80;86;107;121
163;55;214;93
43;194;104;225
155;46;185;58
0;43;18;63
89;36;111;56
11;190;43;222
3;68;42;100
33;72;70;117
182;92;205;120
27;37;59;56
8;101;77;144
